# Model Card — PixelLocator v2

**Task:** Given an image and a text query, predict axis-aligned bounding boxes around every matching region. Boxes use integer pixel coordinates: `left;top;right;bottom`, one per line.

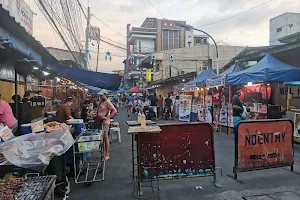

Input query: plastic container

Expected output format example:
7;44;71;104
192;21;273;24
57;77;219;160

138;112;142;123
140;114;146;129
67;119;84;136
21;123;32;135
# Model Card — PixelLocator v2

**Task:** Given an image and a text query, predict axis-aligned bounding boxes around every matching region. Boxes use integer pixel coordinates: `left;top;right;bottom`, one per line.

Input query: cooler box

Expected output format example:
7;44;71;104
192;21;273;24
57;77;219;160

67;119;84;136
21;123;32;135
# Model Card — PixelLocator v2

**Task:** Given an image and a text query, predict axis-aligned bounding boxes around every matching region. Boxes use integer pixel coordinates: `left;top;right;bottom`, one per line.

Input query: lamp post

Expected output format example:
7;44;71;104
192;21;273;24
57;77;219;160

175;23;220;75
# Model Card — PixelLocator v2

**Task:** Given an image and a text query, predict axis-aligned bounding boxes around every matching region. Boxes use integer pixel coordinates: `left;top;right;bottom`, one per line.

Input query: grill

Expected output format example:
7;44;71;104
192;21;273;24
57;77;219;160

15;176;56;200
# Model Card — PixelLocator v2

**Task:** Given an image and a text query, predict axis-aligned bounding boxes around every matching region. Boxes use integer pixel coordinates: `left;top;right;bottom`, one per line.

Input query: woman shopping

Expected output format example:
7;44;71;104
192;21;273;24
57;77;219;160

0;93;18;134
95;89;117;161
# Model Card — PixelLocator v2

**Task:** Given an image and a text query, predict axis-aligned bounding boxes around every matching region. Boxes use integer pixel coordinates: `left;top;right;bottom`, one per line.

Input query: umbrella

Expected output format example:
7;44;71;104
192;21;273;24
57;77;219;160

128;86;142;93
117;88;127;93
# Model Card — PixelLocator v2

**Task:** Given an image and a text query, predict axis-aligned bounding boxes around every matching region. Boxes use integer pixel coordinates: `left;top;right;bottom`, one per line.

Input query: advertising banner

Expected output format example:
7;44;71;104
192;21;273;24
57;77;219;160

197;105;212;123
1;0;33;35
138;123;215;180
206;74;226;88
219;106;234;127
294;113;300;139
179;95;192;122
236;120;293;172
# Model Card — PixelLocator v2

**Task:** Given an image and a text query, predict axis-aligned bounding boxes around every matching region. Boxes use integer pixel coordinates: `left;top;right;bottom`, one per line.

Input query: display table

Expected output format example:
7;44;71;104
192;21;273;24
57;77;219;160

126;120;156;126
127;126;161;196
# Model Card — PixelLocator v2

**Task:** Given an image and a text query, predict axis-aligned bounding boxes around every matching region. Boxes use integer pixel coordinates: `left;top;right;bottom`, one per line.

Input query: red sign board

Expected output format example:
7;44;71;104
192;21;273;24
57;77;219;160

137;123;215;180
236;120;293;171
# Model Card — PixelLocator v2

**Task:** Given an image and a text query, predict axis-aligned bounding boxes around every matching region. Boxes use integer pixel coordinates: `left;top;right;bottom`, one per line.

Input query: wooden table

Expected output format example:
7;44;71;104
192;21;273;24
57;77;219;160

126;120;156;126
128;125;161;196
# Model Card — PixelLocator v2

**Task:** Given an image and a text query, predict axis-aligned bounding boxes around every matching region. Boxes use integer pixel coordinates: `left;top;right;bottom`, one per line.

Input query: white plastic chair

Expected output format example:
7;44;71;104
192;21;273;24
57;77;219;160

109;127;121;143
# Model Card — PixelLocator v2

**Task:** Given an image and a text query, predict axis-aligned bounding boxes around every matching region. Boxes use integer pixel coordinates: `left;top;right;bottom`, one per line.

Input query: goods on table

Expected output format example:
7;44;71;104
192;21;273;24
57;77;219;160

0;126;14;142
45;121;69;133
0;174;24;200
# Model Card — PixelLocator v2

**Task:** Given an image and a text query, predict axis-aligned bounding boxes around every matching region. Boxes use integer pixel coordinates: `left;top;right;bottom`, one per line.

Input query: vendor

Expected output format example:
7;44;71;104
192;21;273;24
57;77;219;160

71;94;79;118
212;87;222;125
232;90;243;128
56;97;73;123
22;91;31;103
0;93;18;134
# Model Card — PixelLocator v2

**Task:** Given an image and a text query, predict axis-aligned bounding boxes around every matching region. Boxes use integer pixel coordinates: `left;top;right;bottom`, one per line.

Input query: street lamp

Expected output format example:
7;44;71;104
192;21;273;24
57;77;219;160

175;23;220;75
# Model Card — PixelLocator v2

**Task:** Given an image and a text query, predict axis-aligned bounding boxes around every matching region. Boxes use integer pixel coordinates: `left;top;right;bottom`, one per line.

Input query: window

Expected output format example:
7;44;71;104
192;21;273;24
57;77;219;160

203;38;207;44
277;27;282;32
162;29;180;50
138;41;141;53
155;64;160;72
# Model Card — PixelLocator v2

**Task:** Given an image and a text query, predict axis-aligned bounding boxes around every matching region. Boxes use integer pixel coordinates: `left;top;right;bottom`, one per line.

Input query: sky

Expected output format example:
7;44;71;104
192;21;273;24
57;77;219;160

24;0;300;73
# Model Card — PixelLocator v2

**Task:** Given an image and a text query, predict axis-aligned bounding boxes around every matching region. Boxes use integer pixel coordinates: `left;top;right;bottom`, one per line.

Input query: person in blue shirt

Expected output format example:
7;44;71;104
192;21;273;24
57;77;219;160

126;94;134;117
112;95;119;112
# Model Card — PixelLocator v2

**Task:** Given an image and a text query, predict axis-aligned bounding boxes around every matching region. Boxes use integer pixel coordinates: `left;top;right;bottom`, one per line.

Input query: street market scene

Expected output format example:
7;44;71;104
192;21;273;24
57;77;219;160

1;0;300;200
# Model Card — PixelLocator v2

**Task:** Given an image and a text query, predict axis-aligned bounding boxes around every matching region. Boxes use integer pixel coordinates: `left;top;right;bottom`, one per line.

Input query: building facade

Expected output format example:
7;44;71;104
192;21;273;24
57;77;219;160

270;12;300;45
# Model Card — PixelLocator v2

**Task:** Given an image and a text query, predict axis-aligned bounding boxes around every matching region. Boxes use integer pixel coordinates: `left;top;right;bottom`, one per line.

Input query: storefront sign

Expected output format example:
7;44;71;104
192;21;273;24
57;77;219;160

206;75;226;88
1;0;33;35
236;120;293;171
179;95;192;122
294;113;300;139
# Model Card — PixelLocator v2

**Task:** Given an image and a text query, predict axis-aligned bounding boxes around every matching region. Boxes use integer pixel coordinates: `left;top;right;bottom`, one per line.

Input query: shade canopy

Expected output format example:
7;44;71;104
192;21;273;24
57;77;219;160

185;70;216;87
227;54;300;85
206;64;244;88
50;64;121;90
117;88;127;93
128;86;142;93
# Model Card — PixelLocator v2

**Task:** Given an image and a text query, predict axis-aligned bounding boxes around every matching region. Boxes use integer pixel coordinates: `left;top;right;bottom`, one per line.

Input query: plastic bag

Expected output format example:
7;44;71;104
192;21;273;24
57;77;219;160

0;129;75;172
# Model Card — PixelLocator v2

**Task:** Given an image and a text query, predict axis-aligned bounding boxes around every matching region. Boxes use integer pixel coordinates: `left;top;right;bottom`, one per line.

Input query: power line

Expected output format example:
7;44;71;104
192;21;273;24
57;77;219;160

99;38;127;51
146;0;164;18
199;0;273;28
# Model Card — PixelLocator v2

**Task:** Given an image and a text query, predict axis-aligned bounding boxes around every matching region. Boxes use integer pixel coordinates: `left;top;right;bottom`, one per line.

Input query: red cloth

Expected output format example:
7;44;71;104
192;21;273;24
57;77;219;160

212;89;222;105
128;86;141;93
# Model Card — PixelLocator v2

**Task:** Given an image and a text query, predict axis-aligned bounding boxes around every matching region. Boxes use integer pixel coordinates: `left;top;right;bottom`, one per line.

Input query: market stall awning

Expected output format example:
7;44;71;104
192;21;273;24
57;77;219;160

283;81;300;86
128;86;142;93
185;70;216;88
117;88;127;93
50;64;121;90
227;54;300;85
206;63;244;88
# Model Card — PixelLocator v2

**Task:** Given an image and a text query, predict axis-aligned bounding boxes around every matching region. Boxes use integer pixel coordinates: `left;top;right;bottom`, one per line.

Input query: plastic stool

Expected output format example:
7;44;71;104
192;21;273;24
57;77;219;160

109;127;121;143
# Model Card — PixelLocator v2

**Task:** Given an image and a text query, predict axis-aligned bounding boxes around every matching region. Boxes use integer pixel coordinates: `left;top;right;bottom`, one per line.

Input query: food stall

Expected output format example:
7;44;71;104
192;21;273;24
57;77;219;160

184;70;216;123
206;63;244;131
283;81;300;143
227;54;300;122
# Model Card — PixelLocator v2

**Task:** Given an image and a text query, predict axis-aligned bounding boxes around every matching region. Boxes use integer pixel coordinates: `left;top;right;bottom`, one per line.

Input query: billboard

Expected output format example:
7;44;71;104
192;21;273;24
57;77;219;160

236;120;293;172
137;123;215;180
0;0;33;35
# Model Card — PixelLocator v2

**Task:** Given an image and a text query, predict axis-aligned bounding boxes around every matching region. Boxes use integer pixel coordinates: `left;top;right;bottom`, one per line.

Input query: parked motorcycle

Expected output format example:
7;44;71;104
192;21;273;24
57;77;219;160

143;106;156;120
163;106;171;120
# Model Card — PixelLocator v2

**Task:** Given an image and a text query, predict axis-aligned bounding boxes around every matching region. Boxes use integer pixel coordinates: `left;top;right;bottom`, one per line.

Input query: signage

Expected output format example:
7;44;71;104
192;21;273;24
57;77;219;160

1;0;34;35
146;69;152;82
138;123;215;180
31;120;44;133
294;113;300;139
179;95;192;122
219;106;234;127
197;105;212;123
89;26;100;41
236;120;293;171
206;75;226;88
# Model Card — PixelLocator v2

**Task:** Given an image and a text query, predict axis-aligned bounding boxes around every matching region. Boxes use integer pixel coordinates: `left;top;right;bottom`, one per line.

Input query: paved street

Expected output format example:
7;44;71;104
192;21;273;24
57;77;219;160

67;109;300;200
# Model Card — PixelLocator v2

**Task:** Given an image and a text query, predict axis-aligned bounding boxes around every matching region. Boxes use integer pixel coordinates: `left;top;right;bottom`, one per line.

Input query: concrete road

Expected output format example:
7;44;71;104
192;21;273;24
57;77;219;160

66;109;300;200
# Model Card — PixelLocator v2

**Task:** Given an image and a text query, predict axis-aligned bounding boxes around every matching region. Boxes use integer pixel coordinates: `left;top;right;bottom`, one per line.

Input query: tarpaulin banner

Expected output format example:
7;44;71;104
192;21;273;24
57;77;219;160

235;119;293;173
206;74;226;88
137;123;215;180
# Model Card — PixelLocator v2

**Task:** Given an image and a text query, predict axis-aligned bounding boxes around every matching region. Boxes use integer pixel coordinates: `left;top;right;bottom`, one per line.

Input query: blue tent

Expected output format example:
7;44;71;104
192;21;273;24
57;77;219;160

117;88;127;93
206;64;244;87
185;70;216;88
226;54;300;85
50;64;121;90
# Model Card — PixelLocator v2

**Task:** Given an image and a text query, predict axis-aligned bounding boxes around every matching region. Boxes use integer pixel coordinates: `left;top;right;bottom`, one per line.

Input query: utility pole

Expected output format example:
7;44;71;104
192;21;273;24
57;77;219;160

85;6;91;70
96;41;100;72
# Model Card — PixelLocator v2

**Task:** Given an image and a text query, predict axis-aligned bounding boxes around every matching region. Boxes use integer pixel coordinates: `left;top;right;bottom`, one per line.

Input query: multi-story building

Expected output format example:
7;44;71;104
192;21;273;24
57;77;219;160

125;18;209;88
270;12;300;45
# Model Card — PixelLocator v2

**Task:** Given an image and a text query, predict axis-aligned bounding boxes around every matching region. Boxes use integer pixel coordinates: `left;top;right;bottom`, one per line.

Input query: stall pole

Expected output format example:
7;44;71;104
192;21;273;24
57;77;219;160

227;86;232;135
203;87;206;122
14;65;18;121
287;86;291;111
265;83;269;118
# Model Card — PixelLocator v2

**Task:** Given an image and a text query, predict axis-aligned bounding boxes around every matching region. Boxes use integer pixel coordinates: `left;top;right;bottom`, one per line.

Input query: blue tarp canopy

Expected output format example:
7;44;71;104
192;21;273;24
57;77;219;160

206;63;244;87
185;70;216;88
226;54;300;85
284;81;300;86
50;64;121;90
79;82;101;91
117;88;127;93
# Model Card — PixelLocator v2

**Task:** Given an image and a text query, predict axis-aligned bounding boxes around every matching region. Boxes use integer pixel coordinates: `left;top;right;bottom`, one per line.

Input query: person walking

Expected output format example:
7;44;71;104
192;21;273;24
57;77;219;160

95;89;117;161
126;94;134;117
157;95;163;119
148;92;158;120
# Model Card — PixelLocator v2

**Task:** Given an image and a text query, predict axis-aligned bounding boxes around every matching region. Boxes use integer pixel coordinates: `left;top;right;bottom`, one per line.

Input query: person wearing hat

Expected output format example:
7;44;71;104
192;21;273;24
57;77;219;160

95;89;117;161
56;97;74;123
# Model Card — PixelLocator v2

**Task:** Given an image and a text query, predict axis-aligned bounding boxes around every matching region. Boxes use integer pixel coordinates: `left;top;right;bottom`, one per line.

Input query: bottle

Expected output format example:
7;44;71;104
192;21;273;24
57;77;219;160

138;112;142;123
141;114;146;129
